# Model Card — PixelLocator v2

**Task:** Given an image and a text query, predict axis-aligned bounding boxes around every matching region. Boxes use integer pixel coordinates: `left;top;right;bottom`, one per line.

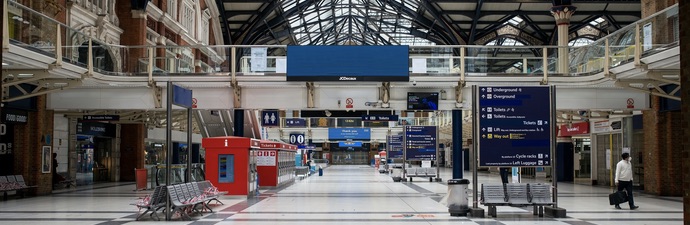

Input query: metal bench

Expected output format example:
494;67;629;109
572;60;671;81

131;186;167;221
480;184;509;217
406;167;437;182
480;183;555;217
528;183;554;217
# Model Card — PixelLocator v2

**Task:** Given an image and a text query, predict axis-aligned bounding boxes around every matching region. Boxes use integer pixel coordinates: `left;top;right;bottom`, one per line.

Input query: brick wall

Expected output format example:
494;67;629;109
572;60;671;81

12;96;54;195
643;97;684;196
115;2;147;73
678;0;689;222
119;124;145;181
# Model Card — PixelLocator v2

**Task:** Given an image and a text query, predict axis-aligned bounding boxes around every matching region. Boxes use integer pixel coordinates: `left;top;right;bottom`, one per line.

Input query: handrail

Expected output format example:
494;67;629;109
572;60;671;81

3;1;680;82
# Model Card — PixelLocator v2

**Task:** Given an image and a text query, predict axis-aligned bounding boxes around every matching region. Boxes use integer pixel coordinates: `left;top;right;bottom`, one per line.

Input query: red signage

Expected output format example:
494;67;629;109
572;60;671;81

559;122;590;136
346;98;354;108
626;98;635;108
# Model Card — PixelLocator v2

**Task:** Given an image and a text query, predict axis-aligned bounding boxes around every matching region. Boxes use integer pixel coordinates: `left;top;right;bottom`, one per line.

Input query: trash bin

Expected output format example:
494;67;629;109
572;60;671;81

391;169;402;182
447;179;470;216
318;166;323;176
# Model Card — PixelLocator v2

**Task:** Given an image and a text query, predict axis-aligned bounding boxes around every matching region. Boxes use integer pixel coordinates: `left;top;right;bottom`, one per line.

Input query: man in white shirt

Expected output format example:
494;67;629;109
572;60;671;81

614;153;639;210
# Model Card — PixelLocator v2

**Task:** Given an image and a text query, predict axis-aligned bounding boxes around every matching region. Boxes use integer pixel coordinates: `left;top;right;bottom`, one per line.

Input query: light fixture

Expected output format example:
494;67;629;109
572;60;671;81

17;73;33;77
2;62;8;66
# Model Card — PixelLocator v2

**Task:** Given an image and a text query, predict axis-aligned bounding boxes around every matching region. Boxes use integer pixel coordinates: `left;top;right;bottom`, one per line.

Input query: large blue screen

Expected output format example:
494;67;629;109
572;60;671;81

287;46;409;81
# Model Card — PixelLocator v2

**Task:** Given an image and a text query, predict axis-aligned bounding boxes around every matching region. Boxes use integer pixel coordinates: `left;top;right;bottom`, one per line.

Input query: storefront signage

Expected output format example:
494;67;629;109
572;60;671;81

558;122;589;136
257;150;276;166
592;119;622;134
1;108;28;124
404;126;437;161
77;121;116;137
0;123;15;175
328;128;371;140
478;86;552;167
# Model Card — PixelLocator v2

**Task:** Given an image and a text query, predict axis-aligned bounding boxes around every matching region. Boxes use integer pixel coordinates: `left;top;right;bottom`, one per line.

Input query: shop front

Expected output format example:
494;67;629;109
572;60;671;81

76;121;116;185
559;122;591;185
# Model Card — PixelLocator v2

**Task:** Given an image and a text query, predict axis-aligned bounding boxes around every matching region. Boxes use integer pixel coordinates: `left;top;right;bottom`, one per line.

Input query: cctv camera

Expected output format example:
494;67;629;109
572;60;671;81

412;80;417;86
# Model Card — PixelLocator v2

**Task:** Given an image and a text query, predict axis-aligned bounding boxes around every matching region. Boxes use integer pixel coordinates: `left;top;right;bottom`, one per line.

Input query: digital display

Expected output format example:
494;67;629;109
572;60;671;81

407;92;439;110
218;154;235;183
287;46;409;81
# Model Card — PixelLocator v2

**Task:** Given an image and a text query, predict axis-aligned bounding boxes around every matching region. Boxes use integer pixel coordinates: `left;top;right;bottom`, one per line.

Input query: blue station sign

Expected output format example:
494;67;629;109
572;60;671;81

338;141;363;147
328;128;371;140
285;118;307;127
478;86;552;167
387;135;403;159
361;115;399;122
404;126;437;161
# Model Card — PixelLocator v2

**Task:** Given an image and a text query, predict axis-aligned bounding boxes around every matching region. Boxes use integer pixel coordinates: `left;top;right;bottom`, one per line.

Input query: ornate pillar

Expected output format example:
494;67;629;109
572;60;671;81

550;3;576;75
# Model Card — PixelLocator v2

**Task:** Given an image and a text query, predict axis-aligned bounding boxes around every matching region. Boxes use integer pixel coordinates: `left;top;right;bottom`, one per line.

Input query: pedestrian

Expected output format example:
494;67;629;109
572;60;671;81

614;153;639;210
499;167;510;184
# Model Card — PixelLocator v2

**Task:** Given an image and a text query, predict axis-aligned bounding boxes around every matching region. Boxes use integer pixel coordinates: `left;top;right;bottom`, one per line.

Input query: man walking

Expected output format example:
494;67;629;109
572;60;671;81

614;153;639;210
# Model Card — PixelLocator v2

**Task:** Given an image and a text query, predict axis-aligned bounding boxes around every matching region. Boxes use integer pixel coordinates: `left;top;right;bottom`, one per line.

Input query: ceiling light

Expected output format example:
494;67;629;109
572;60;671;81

2;62;8;66
17;73;33;77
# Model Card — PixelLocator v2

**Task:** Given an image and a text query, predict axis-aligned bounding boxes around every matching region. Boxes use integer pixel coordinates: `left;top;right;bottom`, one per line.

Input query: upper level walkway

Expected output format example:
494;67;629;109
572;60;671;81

2;1;681;110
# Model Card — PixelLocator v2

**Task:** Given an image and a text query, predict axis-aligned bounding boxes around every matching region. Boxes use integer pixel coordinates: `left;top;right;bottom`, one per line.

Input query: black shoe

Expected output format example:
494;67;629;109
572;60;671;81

630;206;639;210
615;205;622;209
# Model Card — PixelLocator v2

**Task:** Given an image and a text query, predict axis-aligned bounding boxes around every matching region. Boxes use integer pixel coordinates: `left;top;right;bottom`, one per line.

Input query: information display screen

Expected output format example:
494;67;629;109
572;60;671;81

387;135;403;159
218;154;235;183
287;46;409;81
407;92;439;110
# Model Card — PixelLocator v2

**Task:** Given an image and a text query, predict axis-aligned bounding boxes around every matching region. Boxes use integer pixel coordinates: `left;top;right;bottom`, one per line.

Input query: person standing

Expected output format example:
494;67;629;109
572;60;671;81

499;167;510;184
614;153;639;210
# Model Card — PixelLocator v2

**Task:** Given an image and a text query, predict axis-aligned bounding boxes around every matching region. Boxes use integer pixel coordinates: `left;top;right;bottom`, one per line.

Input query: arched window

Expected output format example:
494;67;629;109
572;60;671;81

181;0;195;37
569;38;594;47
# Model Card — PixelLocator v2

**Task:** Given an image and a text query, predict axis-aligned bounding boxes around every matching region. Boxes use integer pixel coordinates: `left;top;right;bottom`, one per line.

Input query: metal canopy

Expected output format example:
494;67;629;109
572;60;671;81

217;0;641;46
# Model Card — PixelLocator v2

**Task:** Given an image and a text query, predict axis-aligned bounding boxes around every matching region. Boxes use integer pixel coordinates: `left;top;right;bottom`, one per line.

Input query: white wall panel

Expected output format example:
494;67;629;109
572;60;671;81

241;87;307;109
53;114;69;173
48;87;234;110
147;128;203;143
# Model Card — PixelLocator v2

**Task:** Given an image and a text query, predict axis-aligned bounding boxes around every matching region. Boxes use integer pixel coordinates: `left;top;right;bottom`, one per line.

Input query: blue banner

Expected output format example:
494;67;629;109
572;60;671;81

404;126;437;161
387;135;403;159
172;85;193;108
285;118;306;127
287;46;409;82
328;128;371;140
478;86;552;167
362;115;399;122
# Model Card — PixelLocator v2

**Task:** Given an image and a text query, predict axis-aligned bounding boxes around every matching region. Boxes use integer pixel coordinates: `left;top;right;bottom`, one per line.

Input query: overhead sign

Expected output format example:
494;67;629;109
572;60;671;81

591;119;622;133
559;122;589;137
404;126;437;161
261;110;279;127
285;118;306;127
478;86;552;167
289;133;306;145
338;141;363;147
172;84;193;108
328;128;371;140
387;135;403;159
1;108;28;124
82;115;120;121
286;45;410;81
362;115;399;122
77;122;116;138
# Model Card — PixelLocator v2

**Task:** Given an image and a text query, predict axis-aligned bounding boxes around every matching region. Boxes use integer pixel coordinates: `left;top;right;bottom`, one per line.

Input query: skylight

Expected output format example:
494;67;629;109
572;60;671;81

589;17;606;26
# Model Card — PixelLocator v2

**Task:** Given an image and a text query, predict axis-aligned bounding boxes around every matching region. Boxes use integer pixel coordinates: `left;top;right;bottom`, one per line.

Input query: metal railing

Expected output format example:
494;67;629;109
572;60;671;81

3;1;680;82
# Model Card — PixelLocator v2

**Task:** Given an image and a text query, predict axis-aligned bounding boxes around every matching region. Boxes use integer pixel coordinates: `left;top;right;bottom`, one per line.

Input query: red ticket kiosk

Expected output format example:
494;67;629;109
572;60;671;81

257;141;298;187
202;136;260;196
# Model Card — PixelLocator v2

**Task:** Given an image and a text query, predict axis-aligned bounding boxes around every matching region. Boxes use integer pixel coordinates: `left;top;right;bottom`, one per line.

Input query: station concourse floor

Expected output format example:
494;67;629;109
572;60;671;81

0;165;683;225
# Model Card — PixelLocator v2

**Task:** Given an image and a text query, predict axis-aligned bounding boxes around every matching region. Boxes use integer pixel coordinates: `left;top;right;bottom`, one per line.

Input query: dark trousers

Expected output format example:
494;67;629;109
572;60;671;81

617;180;635;207
500;168;510;184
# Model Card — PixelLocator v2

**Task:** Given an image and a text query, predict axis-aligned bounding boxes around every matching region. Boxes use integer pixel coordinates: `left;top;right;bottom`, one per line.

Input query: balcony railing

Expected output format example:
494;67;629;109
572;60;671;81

3;1;680;81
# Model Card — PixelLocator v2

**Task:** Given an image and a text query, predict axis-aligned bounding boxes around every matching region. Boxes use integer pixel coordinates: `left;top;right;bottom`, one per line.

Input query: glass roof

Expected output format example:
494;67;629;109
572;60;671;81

281;0;435;46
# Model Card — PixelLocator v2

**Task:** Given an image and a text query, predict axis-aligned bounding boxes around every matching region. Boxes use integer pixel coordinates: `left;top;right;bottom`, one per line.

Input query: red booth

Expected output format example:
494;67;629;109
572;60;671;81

202;136;260;196
257;141;298;187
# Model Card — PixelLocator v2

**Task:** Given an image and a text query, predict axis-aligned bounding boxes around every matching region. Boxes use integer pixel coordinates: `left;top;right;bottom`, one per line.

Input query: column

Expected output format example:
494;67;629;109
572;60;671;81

234;109;244;137
550;2;576;74
452;110;463;179
678;0;689;222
